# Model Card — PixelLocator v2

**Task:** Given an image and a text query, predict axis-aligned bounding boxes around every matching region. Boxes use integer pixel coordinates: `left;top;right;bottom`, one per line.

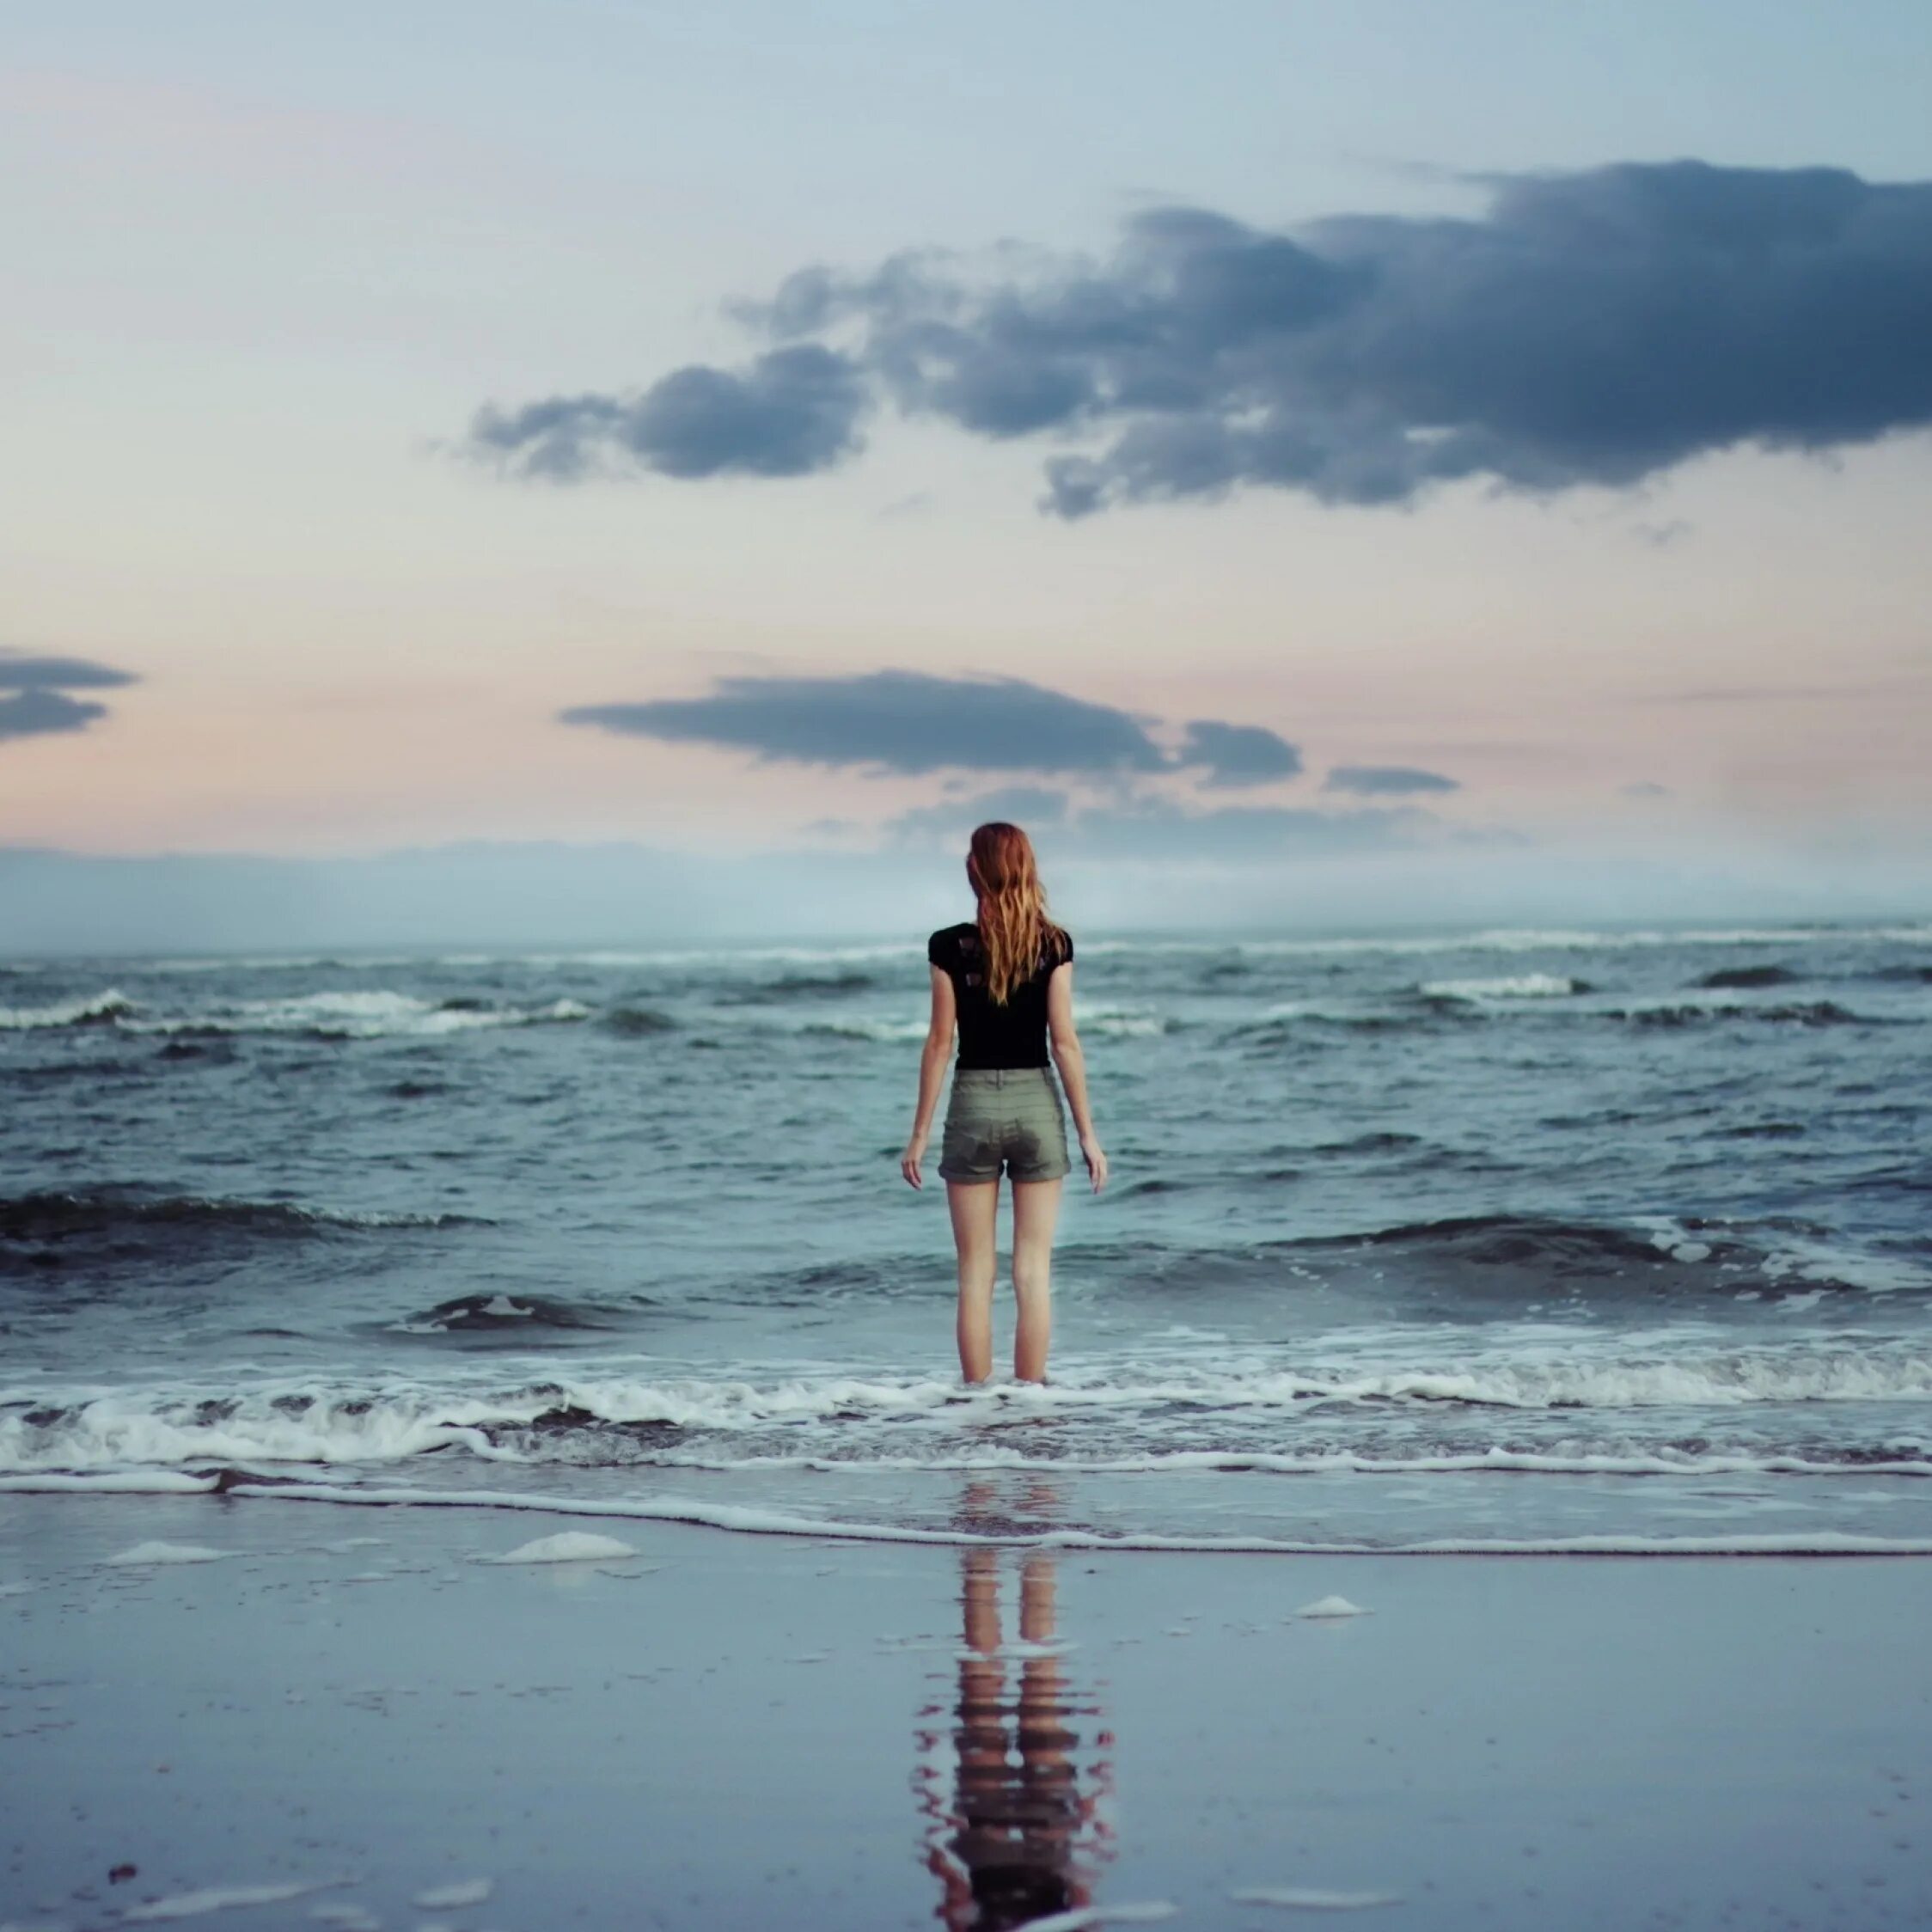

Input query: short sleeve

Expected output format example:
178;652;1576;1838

1060;928;1074;965
926;927;953;970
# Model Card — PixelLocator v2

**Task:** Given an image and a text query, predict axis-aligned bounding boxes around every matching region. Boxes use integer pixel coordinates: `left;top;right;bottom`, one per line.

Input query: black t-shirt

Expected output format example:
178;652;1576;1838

927;922;1073;1069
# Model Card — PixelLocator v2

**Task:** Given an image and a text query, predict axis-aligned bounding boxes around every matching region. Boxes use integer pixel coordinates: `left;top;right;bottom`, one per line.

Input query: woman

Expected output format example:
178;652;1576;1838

900;822;1107;1385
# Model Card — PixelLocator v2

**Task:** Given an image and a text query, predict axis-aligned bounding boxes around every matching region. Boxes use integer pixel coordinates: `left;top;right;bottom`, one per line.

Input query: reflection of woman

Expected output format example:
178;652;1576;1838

917;1546;1114;1931
899;822;1108;1386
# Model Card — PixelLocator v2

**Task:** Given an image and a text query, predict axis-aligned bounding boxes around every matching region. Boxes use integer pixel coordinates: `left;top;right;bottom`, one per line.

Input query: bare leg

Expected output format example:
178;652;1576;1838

1011;1177;1063;1384
947;1180;1000;1384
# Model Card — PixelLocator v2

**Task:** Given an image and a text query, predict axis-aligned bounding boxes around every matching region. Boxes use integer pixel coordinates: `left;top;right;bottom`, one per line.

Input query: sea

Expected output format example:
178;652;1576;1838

3;921;1930;1556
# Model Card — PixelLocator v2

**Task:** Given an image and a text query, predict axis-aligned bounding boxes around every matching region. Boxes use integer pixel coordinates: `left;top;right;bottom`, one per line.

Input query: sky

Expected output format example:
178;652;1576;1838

3;2;1931;945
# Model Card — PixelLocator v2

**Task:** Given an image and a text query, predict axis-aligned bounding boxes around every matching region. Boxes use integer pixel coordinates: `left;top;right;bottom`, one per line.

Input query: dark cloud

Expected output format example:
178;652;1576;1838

0;653;139;692
0;651;138;743
1177;718;1302;787
1324;764;1461;796
0;690;108;741
472;162;1932;513
470;345;868;481
564;669;1205;779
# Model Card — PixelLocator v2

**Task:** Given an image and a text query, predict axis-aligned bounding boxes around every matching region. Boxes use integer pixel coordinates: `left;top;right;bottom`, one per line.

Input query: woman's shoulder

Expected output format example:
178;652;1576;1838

927;921;978;966
1047;922;1074;965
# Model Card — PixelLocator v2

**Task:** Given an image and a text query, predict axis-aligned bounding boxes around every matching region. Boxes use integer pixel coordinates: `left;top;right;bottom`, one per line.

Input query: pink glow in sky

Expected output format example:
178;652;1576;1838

3;4;1929;938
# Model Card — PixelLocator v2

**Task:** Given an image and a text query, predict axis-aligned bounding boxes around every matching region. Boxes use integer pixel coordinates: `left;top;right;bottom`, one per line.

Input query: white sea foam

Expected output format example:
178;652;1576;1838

477;1532;637;1564
118;990;590;1038
12;1472;1932;1555
1024;1904;1179;1931
799;1016;932;1042
116;1877;353;1921
637;1443;1932;1478
1419;974;1580;1000
1295;1596;1371;1618
102;1540;227;1564
1079;1005;1174;1036
7;1344;1931;1475
0;987;135;1028
411;1879;491;1908
1230;1886;1404;1910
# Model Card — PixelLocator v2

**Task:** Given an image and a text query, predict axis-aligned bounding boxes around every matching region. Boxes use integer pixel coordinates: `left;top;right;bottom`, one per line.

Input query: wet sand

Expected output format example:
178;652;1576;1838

3;1490;1929;1930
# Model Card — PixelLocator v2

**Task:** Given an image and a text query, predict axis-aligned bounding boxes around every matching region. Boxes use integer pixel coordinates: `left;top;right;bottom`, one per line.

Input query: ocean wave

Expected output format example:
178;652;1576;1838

1285;1210;1926;1296
0;1189;481;1248
1091;924;1932;960
1697;964;1800;989
1241;1002;1415;1032
1081;1005;1177;1037
590;1443;1932;1480
7;1344;1930;1473
0;987;137;1029
1604;998;1868;1028
390;1291;627;1333
119;990;594;1039
1418;974;1585;1000
800;1017;933;1042
3;1470;1929;1555
602;1005;678;1036
717;970;877;1004
793;1004;1171;1043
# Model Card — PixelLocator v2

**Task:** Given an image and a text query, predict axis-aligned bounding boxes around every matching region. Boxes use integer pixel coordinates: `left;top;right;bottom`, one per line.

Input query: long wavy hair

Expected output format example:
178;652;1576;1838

966;822;1067;1006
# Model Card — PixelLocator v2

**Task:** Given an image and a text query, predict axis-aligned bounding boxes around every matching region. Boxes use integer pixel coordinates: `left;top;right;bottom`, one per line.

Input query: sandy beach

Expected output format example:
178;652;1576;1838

3;1489;1929;1931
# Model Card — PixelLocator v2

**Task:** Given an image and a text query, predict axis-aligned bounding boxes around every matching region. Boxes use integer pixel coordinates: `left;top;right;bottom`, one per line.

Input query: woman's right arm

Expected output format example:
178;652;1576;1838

1046;962;1108;1193
901;966;957;1190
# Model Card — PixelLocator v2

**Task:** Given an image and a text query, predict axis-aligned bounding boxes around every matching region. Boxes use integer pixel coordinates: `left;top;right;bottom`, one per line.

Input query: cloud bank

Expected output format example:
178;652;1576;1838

889;786;1423;859
1324;765;1461;796
562;669;1299;786
468;161;1932;515
0;651;138;743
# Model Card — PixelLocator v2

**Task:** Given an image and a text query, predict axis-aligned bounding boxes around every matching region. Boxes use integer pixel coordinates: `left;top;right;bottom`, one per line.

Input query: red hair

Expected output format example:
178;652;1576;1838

966;822;1067;1005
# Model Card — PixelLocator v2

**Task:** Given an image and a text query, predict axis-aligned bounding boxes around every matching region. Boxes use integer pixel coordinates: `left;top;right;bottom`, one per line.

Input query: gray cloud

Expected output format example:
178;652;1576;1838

564;669;1256;780
0;651;138;743
888;785;1420;859
1177;718;1302;787
0;690;108;740
1061;798;1422;859
1324;764;1461;796
471;162;1932;514
470;345;868;481
889;785;1072;839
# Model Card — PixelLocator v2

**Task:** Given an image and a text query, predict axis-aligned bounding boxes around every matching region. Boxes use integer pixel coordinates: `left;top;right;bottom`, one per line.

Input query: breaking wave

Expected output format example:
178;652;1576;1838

6;1338;1931;1476
0;988;137;1029
0;1189;481;1250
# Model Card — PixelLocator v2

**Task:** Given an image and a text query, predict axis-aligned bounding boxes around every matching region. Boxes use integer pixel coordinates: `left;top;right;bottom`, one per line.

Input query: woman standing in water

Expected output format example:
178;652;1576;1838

900;822;1107;1385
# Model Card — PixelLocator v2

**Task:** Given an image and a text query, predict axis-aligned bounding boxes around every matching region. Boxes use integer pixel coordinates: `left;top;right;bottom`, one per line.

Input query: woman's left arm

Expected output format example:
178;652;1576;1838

901;966;957;1190
1047;963;1108;1193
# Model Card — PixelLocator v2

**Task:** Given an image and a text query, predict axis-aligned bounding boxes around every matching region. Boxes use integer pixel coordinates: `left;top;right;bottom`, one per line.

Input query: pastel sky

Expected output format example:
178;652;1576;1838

3;2;1931;938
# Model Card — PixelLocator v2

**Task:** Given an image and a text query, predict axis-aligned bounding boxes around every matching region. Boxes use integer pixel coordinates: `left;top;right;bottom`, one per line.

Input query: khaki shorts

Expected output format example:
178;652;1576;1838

938;1066;1073;1184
